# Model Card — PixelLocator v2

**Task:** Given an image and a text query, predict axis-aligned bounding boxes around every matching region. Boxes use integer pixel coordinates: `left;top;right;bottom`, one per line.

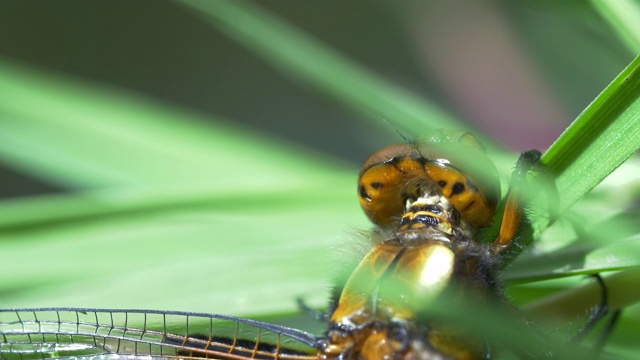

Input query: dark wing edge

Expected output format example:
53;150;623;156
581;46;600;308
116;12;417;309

0;307;321;360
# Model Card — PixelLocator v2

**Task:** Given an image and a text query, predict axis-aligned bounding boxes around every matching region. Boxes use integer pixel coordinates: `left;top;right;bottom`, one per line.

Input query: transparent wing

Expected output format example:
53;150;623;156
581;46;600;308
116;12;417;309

0;308;321;360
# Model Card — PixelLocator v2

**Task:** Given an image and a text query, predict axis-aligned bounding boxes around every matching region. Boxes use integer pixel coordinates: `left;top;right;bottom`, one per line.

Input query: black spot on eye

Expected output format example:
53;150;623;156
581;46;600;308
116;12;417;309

452;182;465;195
437;180;447;187
371;182;384;189
359;185;371;200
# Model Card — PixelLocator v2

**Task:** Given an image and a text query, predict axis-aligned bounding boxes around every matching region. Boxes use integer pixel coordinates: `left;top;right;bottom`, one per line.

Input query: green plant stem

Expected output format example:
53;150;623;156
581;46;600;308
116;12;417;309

542;55;640;210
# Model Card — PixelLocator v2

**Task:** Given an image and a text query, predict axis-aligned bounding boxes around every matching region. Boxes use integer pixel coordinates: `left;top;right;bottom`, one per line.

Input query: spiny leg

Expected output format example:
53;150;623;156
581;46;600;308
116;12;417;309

492;149;542;253
297;297;329;322
572;274;609;344
572;274;621;352
594;309;621;352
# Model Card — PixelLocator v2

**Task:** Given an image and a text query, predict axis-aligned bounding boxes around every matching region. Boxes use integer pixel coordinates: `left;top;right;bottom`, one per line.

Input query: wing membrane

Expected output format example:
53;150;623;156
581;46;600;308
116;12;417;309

0;308;320;360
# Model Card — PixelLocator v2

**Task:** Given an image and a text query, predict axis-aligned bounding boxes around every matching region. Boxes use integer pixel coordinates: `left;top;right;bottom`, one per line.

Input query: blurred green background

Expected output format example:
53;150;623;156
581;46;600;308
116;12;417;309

0;0;639;356
0;0;632;188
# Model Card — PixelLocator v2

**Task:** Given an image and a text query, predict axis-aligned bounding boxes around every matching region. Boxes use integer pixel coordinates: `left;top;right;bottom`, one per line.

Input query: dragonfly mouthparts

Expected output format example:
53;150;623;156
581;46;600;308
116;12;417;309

399;192;455;234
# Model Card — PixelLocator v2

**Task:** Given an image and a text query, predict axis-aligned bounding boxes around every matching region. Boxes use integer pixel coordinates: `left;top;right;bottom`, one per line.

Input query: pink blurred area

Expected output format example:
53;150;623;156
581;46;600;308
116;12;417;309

404;0;570;151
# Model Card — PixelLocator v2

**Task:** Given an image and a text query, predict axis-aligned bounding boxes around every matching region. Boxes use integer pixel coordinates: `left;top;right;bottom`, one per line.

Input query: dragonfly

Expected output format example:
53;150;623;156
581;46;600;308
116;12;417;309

0;130;570;359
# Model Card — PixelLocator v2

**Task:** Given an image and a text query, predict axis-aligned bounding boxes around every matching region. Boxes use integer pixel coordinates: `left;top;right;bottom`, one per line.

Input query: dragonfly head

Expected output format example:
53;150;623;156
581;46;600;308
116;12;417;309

358;131;500;231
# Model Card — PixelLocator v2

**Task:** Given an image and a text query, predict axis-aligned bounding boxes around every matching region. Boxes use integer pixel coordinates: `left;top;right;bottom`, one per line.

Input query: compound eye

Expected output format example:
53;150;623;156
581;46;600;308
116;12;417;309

358;145;423;227
418;131;501;227
425;162;496;228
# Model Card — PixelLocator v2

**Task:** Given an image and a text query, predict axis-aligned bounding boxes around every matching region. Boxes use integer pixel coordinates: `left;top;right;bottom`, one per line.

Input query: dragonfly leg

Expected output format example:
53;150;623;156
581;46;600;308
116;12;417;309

297;297;329;322
572;274;621;351
492;149;542;253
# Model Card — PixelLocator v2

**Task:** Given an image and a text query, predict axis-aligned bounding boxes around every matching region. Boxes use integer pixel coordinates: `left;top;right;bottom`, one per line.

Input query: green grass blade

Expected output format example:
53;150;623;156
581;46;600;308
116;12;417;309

176;0;468;140
0;180;353;231
0;187;368;315
522;267;640;326
542;55;640;209
0;59;344;189
505;235;640;282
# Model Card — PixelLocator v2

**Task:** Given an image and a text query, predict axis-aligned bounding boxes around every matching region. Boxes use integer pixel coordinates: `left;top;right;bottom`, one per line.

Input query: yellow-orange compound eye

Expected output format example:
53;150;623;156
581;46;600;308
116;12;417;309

358;144;424;227
358;132;500;228
424;161;496;227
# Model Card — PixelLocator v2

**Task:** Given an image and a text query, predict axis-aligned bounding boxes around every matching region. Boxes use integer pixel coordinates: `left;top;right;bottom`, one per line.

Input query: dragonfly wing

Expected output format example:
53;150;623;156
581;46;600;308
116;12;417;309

0;308;320;360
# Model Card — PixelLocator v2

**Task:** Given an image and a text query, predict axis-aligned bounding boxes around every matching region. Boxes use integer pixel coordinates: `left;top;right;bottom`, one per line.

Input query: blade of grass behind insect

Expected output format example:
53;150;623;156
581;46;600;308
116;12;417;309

175;0;490;146
0;180;355;231
0;59;348;189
